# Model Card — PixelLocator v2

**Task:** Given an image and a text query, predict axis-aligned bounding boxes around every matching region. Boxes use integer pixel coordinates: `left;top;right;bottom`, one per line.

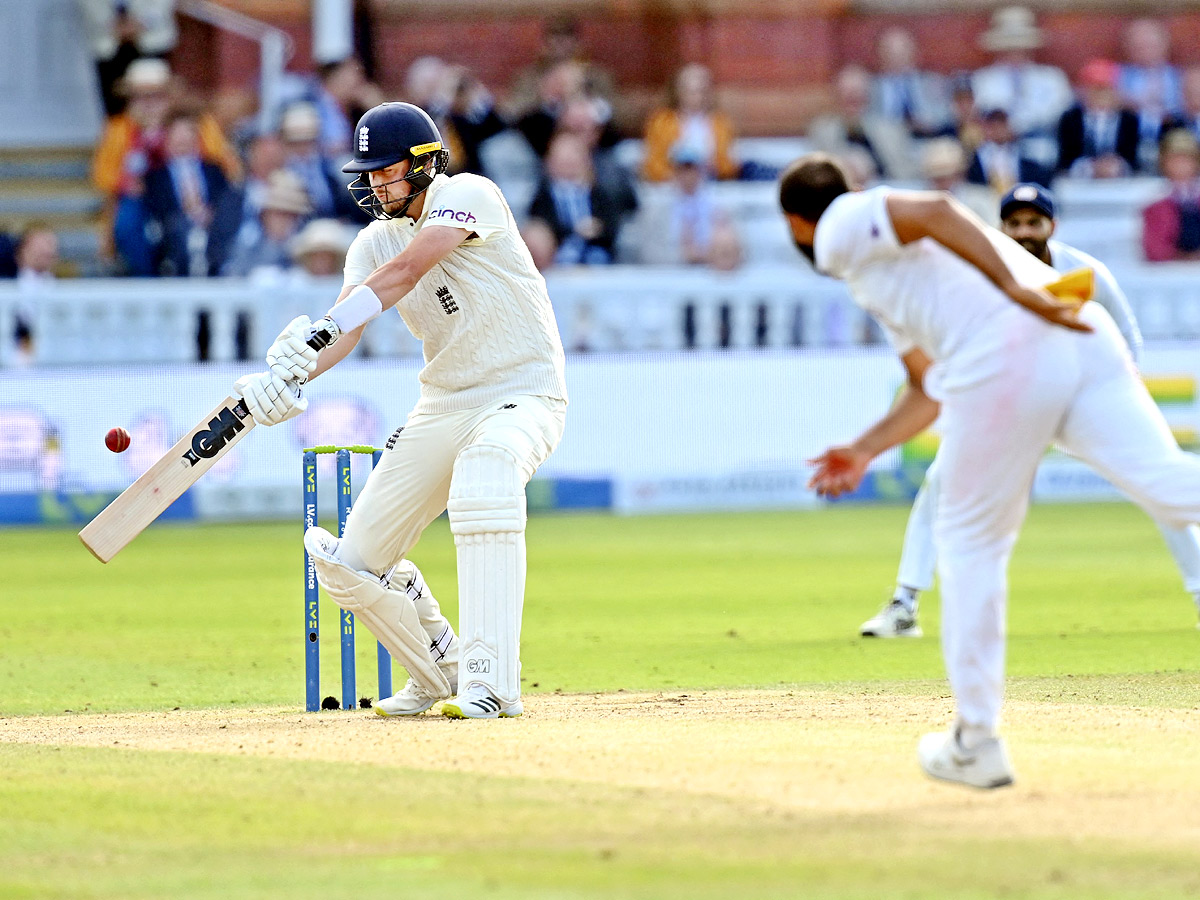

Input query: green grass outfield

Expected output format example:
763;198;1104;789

2;503;1199;899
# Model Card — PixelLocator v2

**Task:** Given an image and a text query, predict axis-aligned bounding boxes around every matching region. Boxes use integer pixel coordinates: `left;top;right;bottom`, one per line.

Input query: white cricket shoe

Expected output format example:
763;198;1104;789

441;684;523;719
375;678;450;717
375;639;458;717
860;599;923;638
918;728;1014;789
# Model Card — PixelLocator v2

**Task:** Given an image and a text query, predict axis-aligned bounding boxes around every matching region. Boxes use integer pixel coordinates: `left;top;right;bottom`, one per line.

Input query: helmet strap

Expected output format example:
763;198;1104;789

347;149;447;221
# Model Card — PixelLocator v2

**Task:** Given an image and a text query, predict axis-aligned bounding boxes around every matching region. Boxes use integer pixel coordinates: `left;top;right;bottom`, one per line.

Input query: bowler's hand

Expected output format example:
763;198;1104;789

1005;284;1093;333
807;445;871;498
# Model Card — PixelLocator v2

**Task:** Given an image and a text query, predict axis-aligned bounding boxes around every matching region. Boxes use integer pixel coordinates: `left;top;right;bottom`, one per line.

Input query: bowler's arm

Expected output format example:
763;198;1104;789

808;349;940;497
848;349;941;458
885;192;1091;333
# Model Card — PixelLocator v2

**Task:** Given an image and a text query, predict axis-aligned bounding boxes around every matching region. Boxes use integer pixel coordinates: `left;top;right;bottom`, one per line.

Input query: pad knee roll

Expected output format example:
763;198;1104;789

447;443;526;535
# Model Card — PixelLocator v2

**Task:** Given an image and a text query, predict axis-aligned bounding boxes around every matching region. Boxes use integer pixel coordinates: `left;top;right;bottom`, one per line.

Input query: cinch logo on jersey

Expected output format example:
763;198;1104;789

427;207;477;224
358;126;369;153
182;400;249;466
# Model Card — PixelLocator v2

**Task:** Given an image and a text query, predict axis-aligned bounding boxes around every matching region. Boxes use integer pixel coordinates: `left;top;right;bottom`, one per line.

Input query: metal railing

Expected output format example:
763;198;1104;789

176;0;293;135
0;268;871;368
5;262;1200;368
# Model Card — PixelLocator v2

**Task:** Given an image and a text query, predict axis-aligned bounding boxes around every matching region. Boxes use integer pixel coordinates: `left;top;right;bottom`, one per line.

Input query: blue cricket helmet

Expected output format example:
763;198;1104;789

343;102;450;219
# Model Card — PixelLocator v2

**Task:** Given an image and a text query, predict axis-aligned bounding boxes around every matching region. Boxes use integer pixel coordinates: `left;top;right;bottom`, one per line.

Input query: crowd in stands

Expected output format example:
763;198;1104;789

7;3;1200;362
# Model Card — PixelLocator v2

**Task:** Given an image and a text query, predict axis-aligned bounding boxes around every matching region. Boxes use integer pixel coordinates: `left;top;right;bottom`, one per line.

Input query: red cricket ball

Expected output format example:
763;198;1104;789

105;427;131;453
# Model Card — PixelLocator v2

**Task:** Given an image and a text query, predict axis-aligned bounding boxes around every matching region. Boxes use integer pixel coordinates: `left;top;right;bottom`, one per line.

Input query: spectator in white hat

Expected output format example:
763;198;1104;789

221;171;310;277
290;218;353;278
92;58;239;274
921;137;997;225
971;6;1072;166
78;0;178;117
279;102;361;222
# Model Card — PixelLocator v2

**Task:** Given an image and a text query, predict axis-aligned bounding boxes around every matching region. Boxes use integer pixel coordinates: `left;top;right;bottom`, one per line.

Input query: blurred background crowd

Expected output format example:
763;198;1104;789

5;0;1200;365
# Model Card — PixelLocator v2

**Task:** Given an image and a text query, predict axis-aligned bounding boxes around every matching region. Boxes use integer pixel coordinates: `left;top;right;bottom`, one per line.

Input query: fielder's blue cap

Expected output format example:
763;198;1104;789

1000;183;1056;220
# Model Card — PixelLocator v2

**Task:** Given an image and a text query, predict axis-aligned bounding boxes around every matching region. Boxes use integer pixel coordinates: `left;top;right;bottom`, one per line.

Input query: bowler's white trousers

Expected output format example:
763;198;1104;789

899;453;1200;595
929;302;1200;736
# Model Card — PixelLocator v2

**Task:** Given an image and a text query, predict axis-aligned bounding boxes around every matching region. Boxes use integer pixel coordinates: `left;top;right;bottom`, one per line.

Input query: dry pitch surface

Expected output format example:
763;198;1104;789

3;688;1198;846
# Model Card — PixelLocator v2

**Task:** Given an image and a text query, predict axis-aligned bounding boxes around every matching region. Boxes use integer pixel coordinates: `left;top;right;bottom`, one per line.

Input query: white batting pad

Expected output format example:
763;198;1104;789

383;559;457;679
304;526;453;698
446;444;526;704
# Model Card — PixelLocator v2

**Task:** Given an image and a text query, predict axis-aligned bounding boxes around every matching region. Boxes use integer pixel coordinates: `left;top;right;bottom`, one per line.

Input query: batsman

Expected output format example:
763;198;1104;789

232;102;567;719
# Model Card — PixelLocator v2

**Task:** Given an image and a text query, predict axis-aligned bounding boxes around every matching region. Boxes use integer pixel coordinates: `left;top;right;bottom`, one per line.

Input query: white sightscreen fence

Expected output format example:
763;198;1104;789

3;346;1200;522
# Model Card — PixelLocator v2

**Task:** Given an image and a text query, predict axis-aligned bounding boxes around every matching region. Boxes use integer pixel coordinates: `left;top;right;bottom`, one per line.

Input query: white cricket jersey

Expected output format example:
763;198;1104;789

814;186;1066;390
1048;239;1142;363
343;172;567;414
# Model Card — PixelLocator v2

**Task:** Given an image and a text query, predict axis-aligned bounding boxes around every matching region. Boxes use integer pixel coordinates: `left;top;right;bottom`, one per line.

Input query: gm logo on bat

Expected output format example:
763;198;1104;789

182;400;250;466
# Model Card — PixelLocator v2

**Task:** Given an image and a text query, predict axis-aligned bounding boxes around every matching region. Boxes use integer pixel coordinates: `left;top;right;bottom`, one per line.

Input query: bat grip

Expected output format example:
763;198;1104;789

306;321;338;351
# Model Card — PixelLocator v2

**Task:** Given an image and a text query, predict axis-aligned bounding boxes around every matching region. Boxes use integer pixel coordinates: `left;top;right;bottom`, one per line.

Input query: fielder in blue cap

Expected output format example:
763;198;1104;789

999;182;1055;221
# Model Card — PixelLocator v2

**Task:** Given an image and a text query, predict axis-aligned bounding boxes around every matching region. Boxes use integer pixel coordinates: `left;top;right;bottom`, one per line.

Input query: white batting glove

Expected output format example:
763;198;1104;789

266;315;321;383
233;371;308;427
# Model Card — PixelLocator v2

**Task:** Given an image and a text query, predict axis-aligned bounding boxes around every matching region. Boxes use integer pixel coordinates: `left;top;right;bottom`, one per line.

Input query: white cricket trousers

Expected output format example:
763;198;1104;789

336;394;565;576
899;454;1200;595
933;302;1200;738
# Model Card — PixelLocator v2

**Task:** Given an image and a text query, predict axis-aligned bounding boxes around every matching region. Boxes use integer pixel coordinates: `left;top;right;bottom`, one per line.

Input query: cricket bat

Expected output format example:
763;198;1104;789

78;395;256;562
79;324;335;563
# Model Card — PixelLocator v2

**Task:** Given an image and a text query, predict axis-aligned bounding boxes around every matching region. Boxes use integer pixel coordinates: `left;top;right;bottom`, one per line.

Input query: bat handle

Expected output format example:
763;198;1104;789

305;318;340;351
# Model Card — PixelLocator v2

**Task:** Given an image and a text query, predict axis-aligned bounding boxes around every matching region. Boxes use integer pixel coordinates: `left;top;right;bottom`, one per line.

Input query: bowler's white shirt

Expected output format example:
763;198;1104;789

814;186;1062;390
344;173;567;414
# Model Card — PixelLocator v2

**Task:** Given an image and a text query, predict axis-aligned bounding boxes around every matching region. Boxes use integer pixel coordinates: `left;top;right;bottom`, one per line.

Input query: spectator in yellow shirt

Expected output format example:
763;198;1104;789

91;59;239;273
641;64;739;183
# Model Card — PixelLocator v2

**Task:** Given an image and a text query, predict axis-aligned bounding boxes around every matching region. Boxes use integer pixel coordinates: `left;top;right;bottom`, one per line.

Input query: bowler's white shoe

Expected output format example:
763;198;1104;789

918;728;1014;789
860;599;923;638
375;677;451;717
442;684;522;719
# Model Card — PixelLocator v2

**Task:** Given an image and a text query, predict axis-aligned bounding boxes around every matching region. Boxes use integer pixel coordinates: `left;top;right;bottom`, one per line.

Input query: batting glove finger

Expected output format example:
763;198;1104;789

265;315;320;381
